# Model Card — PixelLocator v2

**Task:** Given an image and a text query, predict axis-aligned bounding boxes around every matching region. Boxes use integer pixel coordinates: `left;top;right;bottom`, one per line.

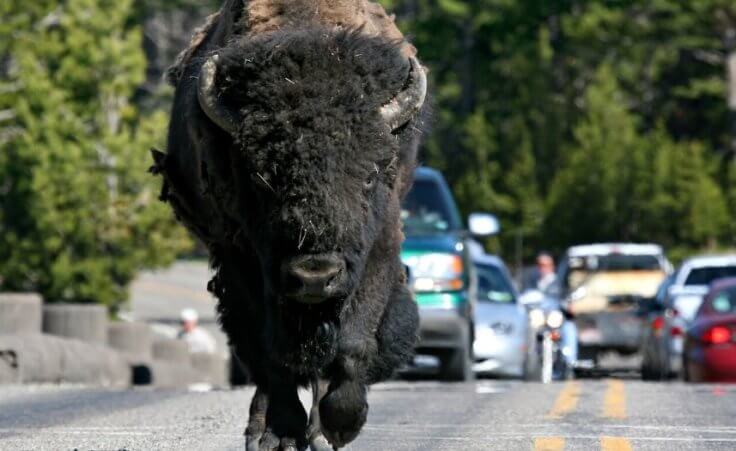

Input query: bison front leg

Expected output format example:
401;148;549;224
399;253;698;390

307;379;333;451
245;376;309;451
319;282;418;449
318;360;369;449
245;386;269;451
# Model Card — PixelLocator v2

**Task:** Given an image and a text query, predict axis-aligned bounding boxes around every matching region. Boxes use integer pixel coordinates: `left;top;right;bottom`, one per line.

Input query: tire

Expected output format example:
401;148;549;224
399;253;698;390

439;324;474;382
523;351;542;381
439;345;473;382
682;358;691;383
641;345;670;381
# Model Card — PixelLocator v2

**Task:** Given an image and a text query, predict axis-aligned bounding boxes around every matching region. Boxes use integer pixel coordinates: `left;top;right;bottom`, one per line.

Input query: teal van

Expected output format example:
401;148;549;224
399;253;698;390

401;167;499;380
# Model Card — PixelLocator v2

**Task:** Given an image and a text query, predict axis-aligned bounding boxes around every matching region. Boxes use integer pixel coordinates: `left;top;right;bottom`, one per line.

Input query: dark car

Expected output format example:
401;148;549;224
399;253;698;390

400;167;498;381
683;278;736;383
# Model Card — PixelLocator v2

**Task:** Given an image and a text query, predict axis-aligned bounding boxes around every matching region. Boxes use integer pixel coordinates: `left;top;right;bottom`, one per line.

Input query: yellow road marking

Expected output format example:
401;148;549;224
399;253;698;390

534;436;565;451
603;380;627;419
601;436;633;451
546;381;581;419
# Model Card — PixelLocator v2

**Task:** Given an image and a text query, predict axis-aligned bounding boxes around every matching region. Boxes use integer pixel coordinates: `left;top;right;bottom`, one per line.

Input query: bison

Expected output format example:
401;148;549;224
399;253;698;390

153;1;427;449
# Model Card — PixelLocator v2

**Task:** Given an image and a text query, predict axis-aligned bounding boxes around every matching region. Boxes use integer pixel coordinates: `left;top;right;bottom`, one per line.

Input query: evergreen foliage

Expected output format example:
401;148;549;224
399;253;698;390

0;0;191;309
3;0;736;302
384;0;736;259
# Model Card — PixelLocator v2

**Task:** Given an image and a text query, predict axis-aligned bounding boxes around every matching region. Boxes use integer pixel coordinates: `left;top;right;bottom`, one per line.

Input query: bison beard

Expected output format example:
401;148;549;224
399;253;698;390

157;17;425;451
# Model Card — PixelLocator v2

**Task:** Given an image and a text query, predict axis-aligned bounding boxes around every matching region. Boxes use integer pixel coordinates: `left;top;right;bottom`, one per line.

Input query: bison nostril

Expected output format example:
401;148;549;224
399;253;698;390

325;269;343;290
282;253;346;302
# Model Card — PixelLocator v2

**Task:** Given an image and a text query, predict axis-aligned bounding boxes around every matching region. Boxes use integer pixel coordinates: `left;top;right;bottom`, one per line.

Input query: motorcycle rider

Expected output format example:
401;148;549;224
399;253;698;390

530;252;578;372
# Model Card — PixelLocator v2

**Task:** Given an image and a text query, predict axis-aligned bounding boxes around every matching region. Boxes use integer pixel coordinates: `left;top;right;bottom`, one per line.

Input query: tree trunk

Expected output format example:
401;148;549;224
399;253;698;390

726;47;736;156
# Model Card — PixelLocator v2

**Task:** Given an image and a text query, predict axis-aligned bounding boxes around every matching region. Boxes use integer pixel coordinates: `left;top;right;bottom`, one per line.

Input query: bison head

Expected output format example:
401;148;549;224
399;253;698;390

194;29;425;311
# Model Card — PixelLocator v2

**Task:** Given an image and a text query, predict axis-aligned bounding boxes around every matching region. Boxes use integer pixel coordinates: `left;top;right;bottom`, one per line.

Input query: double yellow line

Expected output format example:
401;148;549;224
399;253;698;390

534;380;631;450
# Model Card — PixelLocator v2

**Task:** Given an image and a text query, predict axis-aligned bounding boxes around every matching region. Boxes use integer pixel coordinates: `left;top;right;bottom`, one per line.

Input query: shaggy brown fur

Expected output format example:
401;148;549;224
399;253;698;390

156;2;425;450
167;0;414;86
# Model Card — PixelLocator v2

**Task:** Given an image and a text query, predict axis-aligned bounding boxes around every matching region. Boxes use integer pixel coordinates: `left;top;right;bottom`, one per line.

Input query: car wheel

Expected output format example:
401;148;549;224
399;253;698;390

641;346;670;381
439;324;474;382
439;346;473;382
523;331;541;381
682;358;690;382
641;363;660;381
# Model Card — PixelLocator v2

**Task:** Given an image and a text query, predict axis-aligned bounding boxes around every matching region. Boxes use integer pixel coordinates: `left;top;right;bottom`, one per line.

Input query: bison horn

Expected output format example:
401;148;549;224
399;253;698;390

198;54;240;134
380;57;427;131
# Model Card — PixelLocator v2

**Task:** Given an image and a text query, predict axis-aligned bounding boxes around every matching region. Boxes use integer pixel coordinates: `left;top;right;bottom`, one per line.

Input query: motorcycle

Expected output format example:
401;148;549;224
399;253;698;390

519;289;578;383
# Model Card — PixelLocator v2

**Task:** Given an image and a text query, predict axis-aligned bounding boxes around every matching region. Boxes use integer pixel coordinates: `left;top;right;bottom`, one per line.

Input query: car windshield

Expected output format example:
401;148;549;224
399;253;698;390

401;179;457;234
572;254;661;271
685;266;736;286
707;287;736;314
475;263;515;303
564;253;662;290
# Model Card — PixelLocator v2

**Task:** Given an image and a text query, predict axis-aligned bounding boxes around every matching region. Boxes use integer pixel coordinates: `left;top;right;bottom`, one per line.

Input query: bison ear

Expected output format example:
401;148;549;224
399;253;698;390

198;54;241;134
380;57;427;132
149;148;167;174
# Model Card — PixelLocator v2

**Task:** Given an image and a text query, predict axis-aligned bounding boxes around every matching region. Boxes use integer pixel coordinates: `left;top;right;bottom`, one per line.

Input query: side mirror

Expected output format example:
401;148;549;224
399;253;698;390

468;213;500;237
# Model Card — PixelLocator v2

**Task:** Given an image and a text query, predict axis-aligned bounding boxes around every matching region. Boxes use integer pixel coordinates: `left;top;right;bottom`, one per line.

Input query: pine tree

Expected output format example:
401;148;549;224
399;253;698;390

0;0;191;310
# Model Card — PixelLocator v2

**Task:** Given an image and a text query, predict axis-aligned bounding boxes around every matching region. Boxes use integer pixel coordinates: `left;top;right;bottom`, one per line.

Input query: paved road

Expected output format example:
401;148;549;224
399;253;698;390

127;260;229;355
1;379;735;450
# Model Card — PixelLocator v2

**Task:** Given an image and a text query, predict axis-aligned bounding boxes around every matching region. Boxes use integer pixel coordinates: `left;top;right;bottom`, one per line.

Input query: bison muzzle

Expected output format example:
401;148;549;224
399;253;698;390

155;1;427;449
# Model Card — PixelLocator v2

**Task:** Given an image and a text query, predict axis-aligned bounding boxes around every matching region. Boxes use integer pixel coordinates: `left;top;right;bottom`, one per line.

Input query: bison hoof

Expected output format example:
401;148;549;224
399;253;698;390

309;433;333;451
319;381;368;448
246;429;307;451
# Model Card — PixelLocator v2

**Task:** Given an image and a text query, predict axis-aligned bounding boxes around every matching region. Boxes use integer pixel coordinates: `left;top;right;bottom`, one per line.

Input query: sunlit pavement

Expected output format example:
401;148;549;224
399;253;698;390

7;262;728;450
1;379;735;450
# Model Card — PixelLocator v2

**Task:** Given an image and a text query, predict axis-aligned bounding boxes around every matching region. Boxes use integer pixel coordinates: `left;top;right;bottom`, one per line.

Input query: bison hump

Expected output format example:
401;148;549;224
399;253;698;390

167;0;415;85
246;0;414;57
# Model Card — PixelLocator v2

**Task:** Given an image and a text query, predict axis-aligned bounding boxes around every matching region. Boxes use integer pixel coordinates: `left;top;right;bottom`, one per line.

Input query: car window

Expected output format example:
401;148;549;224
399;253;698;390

401;179;460;234
570;254;661;272
684;266;736;286
562;253;662;291
475;263;515;303
707;288;736;314
655;274;674;304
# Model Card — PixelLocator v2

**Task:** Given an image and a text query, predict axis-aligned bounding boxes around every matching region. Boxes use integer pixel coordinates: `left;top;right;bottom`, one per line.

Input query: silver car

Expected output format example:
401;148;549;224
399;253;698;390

471;253;532;378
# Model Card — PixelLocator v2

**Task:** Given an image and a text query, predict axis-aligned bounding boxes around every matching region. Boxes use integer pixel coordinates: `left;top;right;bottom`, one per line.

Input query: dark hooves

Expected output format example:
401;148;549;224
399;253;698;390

246;430;311;451
309;433;333;451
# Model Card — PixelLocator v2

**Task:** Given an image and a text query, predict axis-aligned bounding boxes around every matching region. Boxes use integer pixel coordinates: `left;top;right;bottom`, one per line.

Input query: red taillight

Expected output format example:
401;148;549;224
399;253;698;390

702;326;732;344
652;317;665;331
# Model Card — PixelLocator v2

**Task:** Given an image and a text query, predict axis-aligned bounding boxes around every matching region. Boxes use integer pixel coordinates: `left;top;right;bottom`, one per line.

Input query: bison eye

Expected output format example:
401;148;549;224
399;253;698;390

363;173;377;191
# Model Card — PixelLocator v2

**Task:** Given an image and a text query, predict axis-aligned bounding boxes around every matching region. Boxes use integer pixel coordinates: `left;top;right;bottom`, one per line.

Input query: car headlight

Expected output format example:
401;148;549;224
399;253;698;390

402;253;464;292
529;309;546;328
546;310;564;329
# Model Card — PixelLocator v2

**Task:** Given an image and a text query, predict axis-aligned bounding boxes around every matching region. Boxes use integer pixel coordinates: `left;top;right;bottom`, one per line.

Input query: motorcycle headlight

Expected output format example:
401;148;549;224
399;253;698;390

529;309;546;328
546;310;564;329
402;253;464;292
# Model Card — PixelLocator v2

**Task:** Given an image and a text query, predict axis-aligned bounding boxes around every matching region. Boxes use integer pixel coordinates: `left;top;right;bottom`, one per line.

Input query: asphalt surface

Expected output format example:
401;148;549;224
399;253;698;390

4;262;731;450
1;379;735;450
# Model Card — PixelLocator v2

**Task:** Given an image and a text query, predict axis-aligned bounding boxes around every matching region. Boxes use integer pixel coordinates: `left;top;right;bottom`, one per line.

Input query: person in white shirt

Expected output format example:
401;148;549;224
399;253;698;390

535;252;558;294
177;308;217;354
